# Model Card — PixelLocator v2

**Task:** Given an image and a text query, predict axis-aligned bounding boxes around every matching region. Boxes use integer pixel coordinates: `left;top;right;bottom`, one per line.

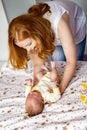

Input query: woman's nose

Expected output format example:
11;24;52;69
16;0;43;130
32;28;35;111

26;46;32;52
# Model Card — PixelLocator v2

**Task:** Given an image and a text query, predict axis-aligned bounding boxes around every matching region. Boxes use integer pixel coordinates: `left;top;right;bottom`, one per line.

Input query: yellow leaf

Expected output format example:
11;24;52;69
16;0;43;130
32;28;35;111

80;94;87;105
84;99;87;105
80;94;85;101
81;82;87;88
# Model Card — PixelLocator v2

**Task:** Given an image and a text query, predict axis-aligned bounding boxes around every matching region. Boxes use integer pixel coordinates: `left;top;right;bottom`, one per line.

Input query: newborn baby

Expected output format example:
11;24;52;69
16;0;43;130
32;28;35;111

25;61;61;116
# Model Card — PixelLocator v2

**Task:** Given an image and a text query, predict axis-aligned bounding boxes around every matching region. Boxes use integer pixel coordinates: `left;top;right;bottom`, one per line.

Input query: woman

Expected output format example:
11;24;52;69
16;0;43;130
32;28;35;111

8;0;86;94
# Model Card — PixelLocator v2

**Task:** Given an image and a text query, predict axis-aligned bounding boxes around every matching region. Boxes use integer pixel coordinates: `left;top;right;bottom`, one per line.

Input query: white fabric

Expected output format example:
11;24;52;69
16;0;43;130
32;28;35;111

0;61;87;130
44;0;86;45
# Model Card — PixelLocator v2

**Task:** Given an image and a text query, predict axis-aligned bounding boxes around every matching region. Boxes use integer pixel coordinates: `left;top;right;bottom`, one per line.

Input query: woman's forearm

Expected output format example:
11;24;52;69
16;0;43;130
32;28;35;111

60;61;76;94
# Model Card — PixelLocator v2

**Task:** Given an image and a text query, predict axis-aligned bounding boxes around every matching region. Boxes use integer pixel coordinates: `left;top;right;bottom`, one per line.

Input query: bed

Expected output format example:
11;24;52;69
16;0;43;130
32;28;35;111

0;61;87;130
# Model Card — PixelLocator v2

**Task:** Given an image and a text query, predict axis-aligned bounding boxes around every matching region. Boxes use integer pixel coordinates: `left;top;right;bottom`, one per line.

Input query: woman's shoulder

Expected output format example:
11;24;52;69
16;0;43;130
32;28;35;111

44;0;69;19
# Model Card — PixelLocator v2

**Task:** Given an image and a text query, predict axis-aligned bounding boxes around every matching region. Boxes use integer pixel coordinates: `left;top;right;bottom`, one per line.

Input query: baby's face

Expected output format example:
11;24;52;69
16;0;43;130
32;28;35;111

26;90;44;104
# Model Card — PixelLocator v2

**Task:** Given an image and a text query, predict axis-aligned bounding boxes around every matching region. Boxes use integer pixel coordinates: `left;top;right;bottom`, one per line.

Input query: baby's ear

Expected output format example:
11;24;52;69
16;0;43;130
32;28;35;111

41;98;44;104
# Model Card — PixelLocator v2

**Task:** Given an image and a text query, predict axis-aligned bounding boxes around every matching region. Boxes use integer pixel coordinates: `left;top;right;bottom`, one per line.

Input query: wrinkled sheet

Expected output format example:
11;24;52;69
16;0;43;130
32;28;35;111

0;61;87;130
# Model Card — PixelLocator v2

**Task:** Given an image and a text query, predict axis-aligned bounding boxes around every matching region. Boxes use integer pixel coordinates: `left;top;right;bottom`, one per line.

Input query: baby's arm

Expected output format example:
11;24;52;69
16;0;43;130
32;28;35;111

45;87;61;103
25;79;33;98
50;61;61;87
34;65;48;85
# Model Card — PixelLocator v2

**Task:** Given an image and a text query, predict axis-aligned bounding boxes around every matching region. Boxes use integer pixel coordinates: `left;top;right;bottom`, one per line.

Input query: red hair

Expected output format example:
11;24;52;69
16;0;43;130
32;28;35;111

8;14;55;69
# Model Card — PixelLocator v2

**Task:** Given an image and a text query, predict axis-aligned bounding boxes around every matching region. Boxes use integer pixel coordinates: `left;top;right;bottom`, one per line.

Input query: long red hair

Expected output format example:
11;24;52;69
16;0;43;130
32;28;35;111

8;14;55;69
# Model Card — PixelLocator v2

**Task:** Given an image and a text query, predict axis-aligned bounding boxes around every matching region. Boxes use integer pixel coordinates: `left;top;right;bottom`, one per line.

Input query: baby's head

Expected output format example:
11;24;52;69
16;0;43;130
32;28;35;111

25;90;44;116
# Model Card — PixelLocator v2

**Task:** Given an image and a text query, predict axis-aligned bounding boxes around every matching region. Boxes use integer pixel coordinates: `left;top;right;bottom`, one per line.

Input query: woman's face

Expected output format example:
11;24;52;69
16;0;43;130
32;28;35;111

15;37;38;54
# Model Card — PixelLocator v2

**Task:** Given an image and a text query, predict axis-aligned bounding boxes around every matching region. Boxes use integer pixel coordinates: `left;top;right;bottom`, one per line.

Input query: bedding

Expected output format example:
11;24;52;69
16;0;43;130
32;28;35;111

0;61;87;130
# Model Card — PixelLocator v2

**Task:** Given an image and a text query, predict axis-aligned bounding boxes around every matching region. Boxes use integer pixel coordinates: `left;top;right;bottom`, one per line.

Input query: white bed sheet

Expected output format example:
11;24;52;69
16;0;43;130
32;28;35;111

0;61;87;130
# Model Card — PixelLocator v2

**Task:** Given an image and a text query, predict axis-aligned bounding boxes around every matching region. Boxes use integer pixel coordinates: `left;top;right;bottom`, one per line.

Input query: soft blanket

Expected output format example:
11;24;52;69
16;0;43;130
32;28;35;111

0;61;87;130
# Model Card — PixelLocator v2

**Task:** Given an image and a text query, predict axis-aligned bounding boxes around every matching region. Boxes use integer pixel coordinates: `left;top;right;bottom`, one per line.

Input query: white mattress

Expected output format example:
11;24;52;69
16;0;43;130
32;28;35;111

0;61;87;130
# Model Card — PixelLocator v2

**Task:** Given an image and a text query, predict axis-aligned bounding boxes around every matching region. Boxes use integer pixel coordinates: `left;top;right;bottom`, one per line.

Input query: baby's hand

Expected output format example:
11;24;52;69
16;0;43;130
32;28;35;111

51;68;60;84
50;61;56;69
25;79;33;86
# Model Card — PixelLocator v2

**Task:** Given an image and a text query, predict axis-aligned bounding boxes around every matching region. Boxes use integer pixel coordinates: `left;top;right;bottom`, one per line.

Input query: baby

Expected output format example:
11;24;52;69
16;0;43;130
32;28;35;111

25;62;61;116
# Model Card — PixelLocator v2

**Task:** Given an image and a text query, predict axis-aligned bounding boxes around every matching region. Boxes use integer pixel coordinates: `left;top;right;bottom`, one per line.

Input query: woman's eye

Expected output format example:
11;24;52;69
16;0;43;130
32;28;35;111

29;43;32;46
26;42;32;46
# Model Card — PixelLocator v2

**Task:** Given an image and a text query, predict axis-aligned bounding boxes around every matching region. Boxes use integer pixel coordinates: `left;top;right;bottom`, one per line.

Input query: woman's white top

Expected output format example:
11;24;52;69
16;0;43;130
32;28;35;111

43;0;86;45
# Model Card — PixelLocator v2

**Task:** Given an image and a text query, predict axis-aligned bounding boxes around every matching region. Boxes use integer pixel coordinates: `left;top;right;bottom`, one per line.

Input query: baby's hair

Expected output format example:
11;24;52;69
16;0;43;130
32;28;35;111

28;3;51;17
25;91;44;116
27;101;44;116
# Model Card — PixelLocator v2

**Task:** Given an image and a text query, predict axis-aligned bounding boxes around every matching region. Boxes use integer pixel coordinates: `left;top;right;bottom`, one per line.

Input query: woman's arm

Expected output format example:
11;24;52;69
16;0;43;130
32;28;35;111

58;13;77;94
